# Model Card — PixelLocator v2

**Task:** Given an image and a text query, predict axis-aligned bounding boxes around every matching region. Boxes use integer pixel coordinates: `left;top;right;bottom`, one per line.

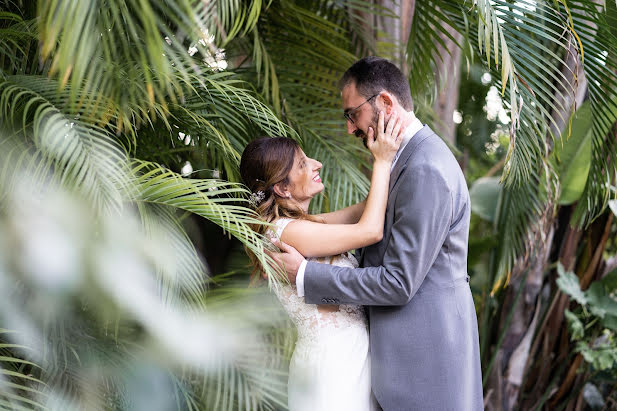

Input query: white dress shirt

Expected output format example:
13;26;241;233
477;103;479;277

295;118;424;297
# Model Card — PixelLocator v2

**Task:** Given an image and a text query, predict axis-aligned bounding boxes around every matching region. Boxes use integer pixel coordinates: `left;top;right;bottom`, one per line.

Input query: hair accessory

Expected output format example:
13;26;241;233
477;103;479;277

249;190;266;207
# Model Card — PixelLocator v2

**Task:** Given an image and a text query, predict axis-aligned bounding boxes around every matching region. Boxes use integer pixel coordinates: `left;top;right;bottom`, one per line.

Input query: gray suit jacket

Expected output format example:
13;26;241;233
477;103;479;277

304;126;483;410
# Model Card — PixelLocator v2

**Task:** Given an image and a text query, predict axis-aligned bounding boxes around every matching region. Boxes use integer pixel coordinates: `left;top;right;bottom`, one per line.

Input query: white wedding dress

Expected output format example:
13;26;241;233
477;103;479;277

271;218;377;411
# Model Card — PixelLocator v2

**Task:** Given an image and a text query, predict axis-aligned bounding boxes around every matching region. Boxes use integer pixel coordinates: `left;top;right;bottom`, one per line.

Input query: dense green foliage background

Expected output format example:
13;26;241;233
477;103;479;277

0;0;616;409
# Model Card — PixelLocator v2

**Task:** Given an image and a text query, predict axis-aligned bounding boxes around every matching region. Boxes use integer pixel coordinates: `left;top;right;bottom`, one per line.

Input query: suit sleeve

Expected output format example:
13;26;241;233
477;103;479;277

304;164;453;306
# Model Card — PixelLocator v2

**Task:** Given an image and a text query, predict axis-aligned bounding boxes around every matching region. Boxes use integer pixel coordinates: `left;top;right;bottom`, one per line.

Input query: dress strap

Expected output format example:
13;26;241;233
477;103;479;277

271;218;294;238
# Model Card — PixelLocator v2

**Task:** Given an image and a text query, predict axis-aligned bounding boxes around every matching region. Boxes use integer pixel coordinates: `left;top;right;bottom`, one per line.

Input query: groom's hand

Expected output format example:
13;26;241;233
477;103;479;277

265;239;304;284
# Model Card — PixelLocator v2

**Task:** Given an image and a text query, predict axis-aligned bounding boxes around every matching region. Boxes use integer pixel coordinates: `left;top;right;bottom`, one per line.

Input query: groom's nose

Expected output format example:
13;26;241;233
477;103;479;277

346;119;357;135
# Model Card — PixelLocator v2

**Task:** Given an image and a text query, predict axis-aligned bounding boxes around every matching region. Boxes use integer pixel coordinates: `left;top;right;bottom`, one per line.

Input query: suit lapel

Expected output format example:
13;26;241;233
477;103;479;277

388;125;434;195
360;126;435;268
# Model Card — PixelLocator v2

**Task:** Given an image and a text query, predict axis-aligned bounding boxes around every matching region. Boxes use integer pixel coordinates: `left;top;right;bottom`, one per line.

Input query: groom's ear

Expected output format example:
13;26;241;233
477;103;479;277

273;183;290;199
379;92;395;115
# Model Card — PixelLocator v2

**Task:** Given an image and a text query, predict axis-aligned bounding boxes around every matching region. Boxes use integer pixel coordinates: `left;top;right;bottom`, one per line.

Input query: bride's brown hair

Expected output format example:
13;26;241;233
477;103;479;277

240;137;322;274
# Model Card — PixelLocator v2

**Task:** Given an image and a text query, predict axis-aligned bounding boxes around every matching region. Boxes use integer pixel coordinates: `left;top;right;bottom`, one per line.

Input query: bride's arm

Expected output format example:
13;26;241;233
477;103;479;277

314;200;366;224
279;112;402;257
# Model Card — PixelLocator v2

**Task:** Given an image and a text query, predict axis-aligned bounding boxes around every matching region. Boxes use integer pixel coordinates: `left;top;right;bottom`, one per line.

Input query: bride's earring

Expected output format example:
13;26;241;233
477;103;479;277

273;182;292;200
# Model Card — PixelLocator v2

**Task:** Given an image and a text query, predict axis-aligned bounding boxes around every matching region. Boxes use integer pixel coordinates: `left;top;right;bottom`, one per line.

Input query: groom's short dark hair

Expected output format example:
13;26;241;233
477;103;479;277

339;57;413;111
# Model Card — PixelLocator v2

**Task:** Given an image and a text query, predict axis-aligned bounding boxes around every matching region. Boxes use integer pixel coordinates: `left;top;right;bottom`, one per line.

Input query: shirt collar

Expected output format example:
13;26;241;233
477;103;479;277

391;117;423;172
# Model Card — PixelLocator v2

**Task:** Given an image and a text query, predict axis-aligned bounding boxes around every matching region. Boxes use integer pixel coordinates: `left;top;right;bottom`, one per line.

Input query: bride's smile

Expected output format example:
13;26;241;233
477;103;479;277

284;149;324;208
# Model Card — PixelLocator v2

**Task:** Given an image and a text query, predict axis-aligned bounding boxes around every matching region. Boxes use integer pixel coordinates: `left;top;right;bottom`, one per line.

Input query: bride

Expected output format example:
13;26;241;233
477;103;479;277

240;112;402;411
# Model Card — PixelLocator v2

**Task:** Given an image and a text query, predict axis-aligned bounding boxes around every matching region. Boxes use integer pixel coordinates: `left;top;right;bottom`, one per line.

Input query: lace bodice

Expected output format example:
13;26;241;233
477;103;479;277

268;218;376;411
269;219;367;342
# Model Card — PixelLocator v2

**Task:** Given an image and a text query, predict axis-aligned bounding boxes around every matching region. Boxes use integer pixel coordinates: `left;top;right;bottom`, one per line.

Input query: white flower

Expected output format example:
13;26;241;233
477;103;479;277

249;191;265;207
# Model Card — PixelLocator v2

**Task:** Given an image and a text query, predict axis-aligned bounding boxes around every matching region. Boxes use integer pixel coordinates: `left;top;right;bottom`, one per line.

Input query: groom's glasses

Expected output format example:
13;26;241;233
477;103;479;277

343;94;378;125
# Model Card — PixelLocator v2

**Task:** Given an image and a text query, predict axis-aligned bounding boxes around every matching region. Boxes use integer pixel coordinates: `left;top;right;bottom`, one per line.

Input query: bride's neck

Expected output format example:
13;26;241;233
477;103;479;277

298;199;310;214
284;198;310;214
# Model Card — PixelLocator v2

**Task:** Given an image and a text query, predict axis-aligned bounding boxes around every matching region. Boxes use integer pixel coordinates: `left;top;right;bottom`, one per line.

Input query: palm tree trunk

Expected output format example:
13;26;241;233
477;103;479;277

485;199;557;411
376;0;415;67
432;27;463;144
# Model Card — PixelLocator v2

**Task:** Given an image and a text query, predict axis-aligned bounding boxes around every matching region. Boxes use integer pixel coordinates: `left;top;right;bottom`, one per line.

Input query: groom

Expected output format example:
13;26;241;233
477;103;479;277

272;57;483;410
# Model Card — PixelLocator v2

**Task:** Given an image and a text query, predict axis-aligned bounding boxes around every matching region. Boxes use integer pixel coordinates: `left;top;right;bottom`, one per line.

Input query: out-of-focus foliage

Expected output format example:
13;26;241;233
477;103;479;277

0;0;300;409
551;102;594;206
469;177;502;223
558;264;617;375
0;142;291;409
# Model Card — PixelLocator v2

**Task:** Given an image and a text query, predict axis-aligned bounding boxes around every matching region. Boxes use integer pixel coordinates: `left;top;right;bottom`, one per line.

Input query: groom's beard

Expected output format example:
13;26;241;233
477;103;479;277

355;108;381;149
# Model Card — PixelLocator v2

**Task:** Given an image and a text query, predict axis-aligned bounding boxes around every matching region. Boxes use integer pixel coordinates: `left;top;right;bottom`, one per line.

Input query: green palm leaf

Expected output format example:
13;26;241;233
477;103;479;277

568;0;617;226
136;203;209;308
0;330;47;411
0;75;131;213
169;71;296;180
200;0;264;46
434;0;580;281
37;0;213;131
0;12;37;77
130;160;285;287
188;281;293;411
406;0;462;101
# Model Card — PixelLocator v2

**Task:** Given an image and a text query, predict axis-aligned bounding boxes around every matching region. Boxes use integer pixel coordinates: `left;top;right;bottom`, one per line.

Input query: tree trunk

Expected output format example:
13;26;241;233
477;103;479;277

376;0;415;67
432;27;463;144
484;201;557;411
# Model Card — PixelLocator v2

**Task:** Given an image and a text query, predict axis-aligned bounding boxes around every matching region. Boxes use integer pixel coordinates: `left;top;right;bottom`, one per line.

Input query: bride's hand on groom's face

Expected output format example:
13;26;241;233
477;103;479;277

264;238;304;284
366;111;403;164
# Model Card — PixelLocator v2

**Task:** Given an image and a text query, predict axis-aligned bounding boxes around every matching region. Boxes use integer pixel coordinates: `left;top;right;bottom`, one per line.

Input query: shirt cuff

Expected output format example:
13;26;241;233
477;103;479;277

296;259;308;297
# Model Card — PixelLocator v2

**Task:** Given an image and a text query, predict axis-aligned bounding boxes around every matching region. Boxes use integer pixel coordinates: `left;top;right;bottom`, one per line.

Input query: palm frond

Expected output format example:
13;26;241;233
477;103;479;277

0;149;292;410
197;347;288;411
130;160;285;287
188;281;292;411
0;75;130;213
0;12;37;77
174;71;296;180
432;0;579;281
136;203;209;308
492;169;558;289
568;0;617;226
196;72;293;139
0;330;47;410
467;0;576;184
199;0;265;47
406;0;463;101
133;67;296;183
37;0;212;129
